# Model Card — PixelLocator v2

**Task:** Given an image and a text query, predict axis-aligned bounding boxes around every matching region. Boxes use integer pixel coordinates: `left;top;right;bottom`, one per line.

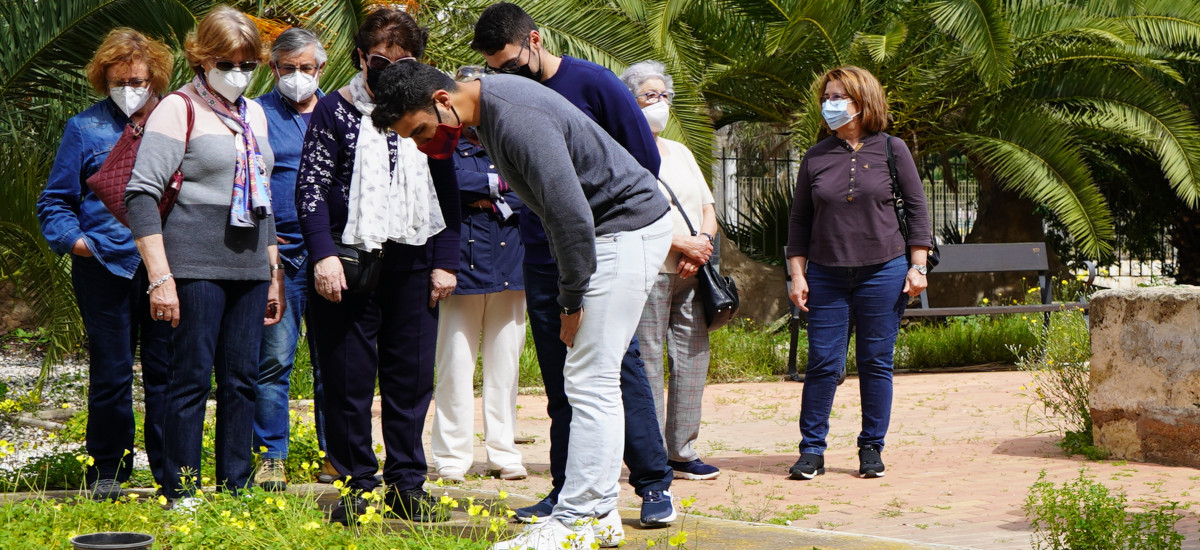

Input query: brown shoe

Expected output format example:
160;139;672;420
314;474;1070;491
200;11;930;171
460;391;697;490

316;458;342;484
255;458;288;492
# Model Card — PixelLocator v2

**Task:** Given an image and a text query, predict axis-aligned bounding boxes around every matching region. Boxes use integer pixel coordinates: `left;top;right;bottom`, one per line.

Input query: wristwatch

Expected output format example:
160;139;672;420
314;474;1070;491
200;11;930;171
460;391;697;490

910;264;928;275
560;305;584;316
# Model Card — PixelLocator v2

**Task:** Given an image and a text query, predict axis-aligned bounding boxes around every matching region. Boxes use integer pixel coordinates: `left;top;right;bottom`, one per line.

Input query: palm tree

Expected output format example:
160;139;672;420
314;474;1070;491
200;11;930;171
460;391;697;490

711;0;1200;266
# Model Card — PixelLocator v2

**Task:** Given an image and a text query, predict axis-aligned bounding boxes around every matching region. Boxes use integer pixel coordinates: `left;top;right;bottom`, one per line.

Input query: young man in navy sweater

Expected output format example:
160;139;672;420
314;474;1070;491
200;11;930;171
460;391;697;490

471;1;678;529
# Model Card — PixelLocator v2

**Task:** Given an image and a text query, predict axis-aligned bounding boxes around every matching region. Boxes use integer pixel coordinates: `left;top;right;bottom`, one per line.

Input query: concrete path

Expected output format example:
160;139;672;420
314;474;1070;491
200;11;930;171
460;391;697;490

378;370;1200;549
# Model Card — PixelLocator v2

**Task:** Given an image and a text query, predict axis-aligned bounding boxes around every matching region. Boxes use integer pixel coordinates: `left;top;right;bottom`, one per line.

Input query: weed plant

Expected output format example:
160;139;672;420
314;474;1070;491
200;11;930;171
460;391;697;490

897;314;1041;369
1015;311;1100;458
707;319;789;382
1025;470;1184;550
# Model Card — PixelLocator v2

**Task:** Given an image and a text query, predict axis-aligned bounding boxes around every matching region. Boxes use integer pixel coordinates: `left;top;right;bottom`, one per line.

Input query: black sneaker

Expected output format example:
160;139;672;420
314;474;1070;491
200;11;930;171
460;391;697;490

514;496;555;524
90;479;124;501
385;487;448;522
858;445;886;478
788;453;825;480
329;496;368;525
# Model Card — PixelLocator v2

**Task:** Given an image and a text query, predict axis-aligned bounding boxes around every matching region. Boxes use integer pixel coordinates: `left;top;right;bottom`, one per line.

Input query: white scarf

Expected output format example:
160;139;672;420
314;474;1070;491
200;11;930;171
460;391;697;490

342;72;445;251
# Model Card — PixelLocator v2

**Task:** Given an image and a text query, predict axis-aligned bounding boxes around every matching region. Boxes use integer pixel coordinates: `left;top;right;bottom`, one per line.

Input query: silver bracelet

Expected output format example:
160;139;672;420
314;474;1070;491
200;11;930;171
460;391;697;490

146;273;173;295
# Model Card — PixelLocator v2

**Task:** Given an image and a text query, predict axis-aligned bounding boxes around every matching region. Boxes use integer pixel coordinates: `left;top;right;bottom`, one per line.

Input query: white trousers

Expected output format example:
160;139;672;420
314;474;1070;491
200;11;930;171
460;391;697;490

554;214;673;523
431;290;527;471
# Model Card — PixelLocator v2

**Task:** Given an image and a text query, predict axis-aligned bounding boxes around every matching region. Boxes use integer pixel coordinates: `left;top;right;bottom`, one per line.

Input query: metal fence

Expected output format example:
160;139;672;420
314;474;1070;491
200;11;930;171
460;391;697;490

714;147;1176;277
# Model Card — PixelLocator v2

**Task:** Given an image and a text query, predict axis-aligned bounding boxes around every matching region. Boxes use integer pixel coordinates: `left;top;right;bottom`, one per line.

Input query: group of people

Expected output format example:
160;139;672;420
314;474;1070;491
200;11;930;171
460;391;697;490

37;2;930;549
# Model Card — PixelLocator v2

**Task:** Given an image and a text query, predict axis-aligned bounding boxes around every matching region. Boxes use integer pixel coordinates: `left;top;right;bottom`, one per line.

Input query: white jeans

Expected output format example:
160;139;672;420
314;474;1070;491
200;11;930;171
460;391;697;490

554;214;673;523
431;290;527;471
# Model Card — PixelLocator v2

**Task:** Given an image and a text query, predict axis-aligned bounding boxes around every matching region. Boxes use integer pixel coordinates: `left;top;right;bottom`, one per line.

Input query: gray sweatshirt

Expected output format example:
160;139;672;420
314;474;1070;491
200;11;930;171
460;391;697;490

475;75;669;309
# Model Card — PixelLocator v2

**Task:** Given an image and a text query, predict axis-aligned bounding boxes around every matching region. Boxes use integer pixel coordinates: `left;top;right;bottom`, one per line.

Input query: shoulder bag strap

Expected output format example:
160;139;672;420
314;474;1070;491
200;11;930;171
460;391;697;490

656;177;698;236
884;135;909;240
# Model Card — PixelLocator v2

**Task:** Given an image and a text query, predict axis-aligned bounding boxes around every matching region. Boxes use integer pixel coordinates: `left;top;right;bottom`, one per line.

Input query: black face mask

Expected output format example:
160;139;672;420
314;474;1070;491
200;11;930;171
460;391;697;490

514;48;544;82
366;65;384;94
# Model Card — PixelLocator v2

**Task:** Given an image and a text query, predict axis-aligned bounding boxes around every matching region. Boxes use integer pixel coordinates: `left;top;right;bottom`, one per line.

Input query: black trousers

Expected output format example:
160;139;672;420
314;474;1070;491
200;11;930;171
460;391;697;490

308;268;437;492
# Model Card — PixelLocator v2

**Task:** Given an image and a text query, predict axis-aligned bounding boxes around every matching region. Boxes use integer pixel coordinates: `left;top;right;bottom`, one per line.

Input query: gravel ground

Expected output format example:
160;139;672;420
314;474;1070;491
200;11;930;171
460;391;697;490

0;344;151;478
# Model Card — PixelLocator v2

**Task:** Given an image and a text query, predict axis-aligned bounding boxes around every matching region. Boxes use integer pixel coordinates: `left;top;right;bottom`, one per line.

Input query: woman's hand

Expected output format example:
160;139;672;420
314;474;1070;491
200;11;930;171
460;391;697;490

71;238;93;258
315;256;347;303
789;275;809;312
149;277;181;328
675;235;713;263
676;256;703;279
264;271;286;325
903;268;928;297
429;268;457;307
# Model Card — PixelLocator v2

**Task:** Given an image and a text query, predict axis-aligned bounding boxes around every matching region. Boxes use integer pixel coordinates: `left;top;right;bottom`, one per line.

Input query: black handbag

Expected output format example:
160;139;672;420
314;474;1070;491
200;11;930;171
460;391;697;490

885;135;940;269
658;179;740;331
333;239;383;294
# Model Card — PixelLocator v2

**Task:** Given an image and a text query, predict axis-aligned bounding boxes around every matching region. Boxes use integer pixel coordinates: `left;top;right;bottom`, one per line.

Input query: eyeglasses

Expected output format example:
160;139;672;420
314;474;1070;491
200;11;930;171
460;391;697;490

214;60;259;72
365;53;415;71
637;90;675;104
108;78;151;88
821;93;853;102
484;37;530;75
276;64;320;76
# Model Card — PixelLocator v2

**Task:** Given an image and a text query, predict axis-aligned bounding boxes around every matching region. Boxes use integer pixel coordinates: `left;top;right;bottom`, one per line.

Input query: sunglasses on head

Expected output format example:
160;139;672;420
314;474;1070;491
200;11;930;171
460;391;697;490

365;53;416;71
214;60;259;72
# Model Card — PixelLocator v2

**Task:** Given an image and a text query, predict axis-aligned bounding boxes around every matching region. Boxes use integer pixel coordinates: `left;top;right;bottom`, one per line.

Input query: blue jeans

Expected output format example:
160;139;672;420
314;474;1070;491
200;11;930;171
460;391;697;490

162;278;268;498
523;243;674;506
800;255;907;454
253;266;307;459
71;256;171;486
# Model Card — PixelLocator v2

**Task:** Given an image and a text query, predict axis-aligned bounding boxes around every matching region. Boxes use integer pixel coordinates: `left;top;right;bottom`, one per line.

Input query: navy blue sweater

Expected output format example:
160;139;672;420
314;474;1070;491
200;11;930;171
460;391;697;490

518;55;661;265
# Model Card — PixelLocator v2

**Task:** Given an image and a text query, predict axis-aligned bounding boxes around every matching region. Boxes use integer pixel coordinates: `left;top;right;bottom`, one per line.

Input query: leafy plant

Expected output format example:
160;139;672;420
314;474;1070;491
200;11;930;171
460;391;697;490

1025;470;1184;550
0;449;88;492
1015;310;1099;457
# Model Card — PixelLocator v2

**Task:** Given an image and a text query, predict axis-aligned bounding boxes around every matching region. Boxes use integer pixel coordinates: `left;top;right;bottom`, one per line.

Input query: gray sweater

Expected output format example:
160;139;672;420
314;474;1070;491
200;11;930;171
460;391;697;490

475;75;669;309
125;88;276;281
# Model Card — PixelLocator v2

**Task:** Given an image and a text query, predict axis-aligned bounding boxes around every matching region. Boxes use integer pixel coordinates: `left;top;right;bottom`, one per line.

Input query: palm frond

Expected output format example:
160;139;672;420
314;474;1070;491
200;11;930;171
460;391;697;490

928;0;1015;87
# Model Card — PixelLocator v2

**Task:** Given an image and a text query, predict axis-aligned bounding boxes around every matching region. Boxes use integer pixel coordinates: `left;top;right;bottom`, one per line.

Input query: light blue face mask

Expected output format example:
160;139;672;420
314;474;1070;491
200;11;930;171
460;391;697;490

821;99;858;130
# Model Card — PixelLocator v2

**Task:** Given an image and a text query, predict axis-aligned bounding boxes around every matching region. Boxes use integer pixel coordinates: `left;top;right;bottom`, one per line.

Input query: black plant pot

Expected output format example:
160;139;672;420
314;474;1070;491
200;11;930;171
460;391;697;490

70;532;155;550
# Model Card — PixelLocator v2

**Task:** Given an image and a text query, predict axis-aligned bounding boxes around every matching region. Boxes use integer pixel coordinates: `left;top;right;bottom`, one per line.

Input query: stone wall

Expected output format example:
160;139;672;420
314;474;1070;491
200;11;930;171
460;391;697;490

717;234;788;324
1089;286;1200;467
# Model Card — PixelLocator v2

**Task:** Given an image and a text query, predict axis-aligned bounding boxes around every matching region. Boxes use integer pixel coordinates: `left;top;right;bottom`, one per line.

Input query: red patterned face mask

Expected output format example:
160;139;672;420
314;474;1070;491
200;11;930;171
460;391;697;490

417;104;462;160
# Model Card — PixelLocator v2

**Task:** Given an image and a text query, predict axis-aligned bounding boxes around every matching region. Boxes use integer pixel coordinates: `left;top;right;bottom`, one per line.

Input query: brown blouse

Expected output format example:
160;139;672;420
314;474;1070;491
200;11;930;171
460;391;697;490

786;132;932;267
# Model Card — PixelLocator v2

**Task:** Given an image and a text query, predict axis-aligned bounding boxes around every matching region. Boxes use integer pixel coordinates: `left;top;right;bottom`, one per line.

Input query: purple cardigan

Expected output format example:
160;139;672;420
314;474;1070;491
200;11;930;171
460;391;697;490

296;91;459;272
786;132;932;267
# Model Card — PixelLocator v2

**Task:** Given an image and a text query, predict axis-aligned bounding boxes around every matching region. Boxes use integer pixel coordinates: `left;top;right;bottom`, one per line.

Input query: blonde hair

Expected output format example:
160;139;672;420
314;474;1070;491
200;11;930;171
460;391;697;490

819;66;889;134
184;5;265;73
85;28;173;96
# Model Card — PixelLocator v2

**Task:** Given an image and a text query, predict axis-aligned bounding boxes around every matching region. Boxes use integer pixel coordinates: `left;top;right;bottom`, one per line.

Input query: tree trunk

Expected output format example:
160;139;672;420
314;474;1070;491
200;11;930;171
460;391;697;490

1171;203;1200;285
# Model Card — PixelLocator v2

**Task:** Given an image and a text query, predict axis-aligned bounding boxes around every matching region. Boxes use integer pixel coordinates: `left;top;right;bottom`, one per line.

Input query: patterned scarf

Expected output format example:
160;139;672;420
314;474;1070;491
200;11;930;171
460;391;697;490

192;75;273;227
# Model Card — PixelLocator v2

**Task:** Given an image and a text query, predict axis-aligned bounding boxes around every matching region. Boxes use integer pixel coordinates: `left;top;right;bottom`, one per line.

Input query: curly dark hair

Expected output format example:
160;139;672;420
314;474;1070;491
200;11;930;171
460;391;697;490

470;2;536;55
370;61;458;132
353;8;428;69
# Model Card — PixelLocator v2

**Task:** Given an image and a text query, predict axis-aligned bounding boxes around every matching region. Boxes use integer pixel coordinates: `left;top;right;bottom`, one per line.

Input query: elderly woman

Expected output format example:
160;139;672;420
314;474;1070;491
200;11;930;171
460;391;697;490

125;6;283;503
36;28;174;501
620;61;721;482
786;66;931;480
296;8;459;524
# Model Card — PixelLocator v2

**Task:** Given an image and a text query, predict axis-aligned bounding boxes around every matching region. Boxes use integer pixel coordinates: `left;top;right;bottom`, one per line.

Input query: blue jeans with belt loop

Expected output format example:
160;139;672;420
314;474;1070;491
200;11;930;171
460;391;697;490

799;255;907;455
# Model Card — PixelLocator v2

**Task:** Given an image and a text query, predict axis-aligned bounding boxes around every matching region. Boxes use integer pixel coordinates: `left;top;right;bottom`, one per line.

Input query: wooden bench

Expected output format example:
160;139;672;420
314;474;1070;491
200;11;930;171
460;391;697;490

782;242;1094;381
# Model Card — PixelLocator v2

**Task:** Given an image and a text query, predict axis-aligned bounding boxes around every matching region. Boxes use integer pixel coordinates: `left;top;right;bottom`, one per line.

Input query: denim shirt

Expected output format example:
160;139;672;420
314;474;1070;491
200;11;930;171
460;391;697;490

37;99;141;279
255;88;325;273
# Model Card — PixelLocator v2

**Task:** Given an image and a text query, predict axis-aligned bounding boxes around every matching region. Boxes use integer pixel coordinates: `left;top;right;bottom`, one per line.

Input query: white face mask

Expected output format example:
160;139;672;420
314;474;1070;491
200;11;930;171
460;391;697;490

642;100;670;133
277;71;319;103
207;67;253;102
109;86;151;118
821;99;858;131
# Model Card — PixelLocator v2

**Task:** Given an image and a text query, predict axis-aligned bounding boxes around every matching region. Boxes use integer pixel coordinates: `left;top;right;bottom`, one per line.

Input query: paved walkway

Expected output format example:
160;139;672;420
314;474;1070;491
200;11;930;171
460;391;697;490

384;371;1200;549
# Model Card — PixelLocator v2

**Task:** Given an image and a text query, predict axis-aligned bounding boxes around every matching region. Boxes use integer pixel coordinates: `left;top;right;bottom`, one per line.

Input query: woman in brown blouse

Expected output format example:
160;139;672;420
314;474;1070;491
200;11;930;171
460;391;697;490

785;66;931;481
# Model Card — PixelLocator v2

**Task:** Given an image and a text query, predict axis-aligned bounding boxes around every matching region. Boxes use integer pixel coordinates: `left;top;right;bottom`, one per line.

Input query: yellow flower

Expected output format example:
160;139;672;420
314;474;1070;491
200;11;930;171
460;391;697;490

302;521;322;531
498;490;508;500
318;450;326;458
158;495;168;505
981;298;989;305
669;531;689;546
333;479;345;489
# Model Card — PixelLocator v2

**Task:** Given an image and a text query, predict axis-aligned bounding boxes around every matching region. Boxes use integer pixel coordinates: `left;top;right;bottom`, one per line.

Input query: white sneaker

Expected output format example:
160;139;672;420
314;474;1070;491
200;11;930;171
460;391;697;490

437;466;466;484
487;464;528;480
593;510;625;548
491;518;595;550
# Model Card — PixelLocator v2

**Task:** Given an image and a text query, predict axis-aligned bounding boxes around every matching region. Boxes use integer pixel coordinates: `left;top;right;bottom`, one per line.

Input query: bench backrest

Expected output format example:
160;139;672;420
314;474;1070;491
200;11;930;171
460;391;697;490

933;242;1049;273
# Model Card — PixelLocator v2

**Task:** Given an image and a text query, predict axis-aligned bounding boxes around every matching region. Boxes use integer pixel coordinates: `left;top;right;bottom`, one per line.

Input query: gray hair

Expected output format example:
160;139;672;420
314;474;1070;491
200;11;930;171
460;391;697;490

619;60;673;95
271;28;327;66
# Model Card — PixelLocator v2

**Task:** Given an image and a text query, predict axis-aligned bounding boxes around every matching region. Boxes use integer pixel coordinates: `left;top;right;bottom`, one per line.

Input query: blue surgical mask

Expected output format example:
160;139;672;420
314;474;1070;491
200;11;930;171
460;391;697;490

821;99;858;131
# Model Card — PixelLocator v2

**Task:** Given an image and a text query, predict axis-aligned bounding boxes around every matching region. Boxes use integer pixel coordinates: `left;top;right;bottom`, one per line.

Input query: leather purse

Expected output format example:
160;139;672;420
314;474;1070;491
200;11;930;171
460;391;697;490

333;240;383;294
658;179;740;331
85;91;194;227
885;134;941;269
